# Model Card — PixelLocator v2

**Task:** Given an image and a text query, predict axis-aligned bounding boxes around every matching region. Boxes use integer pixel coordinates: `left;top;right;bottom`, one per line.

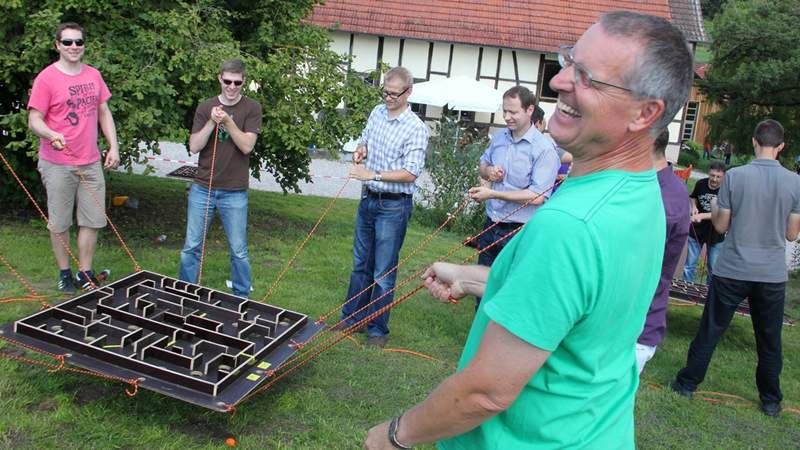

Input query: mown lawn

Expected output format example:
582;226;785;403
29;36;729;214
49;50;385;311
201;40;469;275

0;172;798;449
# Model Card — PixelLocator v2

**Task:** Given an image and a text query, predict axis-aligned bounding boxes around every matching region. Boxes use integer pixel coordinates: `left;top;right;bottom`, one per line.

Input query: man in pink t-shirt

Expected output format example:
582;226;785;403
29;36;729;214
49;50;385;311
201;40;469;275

27;22;120;294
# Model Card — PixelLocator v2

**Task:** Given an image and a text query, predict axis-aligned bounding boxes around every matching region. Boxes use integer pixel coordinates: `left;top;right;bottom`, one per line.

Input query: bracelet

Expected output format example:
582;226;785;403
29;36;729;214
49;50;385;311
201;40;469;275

388;414;413;449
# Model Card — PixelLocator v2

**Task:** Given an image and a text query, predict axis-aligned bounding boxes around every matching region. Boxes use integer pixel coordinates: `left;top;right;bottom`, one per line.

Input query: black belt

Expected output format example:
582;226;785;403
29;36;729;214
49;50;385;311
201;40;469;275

493;221;524;230
365;189;411;200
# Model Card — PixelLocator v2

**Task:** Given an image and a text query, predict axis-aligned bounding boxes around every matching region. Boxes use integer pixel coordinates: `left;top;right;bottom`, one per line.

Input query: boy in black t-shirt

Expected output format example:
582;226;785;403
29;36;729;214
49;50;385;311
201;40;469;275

683;161;726;284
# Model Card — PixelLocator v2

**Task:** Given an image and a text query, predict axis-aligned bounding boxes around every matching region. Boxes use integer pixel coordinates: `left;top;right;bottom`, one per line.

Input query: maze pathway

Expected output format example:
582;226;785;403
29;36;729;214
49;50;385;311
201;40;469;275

0;271;324;410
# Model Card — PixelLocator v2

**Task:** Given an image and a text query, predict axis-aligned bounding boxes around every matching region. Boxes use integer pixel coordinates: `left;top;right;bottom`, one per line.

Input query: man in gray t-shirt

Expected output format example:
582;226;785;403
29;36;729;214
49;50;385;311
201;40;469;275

672;119;800;417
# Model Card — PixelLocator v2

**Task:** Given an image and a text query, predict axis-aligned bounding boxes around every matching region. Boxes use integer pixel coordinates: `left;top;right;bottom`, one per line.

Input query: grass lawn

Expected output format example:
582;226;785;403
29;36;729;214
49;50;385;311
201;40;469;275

1;172;798;449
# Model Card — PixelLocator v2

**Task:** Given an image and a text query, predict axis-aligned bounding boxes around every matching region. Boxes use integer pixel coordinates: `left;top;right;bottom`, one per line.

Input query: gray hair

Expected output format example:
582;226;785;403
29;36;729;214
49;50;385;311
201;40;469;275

384;66;413;88
600;11;693;136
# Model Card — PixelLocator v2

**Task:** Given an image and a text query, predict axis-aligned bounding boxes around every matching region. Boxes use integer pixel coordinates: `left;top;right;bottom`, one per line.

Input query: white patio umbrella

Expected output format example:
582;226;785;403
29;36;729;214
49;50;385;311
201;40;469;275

408;76;502;113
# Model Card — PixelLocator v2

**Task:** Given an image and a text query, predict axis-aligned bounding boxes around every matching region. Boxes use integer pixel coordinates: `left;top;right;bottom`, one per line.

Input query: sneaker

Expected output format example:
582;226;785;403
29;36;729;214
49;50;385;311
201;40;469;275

57;274;77;294
761;402;781;417
365;335;388;348
76;271;101;290
670;380;694;399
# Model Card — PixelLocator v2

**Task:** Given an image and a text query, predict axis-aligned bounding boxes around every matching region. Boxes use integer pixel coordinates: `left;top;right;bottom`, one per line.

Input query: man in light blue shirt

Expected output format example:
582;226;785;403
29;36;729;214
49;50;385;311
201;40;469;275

469;86;559;307
339;66;428;348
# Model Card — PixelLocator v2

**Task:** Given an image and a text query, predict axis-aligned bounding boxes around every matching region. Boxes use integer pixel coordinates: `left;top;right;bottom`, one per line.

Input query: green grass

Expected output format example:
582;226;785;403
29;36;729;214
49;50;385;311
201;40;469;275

1;173;798;449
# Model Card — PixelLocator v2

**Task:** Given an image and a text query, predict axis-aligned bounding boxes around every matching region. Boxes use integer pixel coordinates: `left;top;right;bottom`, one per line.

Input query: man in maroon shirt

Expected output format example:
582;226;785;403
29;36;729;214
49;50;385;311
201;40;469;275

636;130;690;373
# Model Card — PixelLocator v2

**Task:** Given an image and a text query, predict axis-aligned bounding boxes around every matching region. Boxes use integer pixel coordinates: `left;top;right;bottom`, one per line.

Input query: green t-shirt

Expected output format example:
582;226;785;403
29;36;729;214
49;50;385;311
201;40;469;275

439;170;665;450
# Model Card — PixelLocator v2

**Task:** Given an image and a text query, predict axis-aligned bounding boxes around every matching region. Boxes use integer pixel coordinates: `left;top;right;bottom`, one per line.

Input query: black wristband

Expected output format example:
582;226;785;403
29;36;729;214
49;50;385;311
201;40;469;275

388;415;413;449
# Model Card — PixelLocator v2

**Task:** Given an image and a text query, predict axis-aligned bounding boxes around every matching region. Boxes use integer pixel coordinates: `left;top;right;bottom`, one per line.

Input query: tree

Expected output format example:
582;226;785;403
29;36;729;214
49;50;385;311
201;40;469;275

700;0;800;158
0;0;379;207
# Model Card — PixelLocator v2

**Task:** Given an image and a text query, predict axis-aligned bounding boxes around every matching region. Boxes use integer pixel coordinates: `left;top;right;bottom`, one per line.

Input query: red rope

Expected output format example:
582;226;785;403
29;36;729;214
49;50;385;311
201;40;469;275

262;177;352;302
0;152;92;285
197;124;220;286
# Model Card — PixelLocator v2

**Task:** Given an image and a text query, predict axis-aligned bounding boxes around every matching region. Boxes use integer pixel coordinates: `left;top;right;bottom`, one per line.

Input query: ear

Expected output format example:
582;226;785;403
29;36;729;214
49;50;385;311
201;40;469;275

776;142;786;154
628;99;665;133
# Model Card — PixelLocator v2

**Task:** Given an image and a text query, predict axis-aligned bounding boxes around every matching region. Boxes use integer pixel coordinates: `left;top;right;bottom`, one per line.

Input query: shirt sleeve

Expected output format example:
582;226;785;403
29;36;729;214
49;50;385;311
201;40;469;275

357;106;378;146
401;122;429;176
28;72;51;113
528;145;560;198
97;72;112;104
717;172;732;209
689;180;701;199
243;100;262;134
191;101;210;134
484;211;599;351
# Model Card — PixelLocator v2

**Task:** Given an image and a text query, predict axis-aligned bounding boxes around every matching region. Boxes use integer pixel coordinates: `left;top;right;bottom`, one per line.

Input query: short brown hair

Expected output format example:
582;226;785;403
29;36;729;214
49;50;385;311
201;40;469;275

56;22;83;41
503;86;535;110
753;119;784;148
384;66;413;88
220;59;246;76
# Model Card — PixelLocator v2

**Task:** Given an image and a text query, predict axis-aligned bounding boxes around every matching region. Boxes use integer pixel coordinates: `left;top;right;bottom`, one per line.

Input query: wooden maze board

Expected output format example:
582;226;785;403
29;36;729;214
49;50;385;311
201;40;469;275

166;165;197;181
0;271;324;411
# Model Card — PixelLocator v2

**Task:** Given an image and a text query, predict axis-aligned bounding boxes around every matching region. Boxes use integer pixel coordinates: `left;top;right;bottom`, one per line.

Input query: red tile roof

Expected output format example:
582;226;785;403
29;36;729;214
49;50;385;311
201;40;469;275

307;0;707;53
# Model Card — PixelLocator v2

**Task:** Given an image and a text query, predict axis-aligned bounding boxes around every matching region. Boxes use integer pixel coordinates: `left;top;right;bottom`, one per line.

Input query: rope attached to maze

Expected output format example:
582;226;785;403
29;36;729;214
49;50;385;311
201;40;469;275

197;124;220;286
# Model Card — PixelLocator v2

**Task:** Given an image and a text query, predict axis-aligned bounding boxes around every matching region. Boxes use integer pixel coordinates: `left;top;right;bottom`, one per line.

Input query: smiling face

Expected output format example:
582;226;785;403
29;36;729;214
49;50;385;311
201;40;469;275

55;28;85;65
502;95;534;135
547;24;643;158
218;71;244;103
381;76;411;114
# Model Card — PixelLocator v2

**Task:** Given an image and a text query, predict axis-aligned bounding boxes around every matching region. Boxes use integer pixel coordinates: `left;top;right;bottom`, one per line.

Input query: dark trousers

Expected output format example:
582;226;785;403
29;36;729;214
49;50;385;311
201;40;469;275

475;217;523;308
675;275;785;404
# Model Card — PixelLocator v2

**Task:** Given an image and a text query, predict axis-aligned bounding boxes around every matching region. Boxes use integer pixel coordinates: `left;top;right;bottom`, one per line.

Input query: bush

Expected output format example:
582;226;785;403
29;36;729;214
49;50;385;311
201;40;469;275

414;117;487;236
678;144;699;167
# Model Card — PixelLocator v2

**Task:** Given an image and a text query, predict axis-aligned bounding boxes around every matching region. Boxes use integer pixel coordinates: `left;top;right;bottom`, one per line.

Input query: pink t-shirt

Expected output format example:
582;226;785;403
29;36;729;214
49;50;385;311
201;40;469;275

28;63;112;165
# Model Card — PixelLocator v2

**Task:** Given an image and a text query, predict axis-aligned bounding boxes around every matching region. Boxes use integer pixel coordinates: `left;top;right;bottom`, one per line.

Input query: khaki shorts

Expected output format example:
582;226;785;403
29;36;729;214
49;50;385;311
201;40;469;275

38;159;107;232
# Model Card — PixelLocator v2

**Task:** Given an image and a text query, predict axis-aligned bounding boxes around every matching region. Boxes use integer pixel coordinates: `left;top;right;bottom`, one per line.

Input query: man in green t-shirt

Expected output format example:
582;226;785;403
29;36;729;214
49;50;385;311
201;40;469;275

363;12;694;450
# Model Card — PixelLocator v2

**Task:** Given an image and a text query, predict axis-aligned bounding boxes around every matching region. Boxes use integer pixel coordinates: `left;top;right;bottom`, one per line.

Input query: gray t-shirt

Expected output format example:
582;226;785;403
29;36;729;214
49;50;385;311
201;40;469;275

714;159;800;282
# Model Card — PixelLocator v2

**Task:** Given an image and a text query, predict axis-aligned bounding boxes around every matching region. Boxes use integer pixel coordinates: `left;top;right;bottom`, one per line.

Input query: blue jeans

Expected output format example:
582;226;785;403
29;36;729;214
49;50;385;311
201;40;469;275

341;193;412;337
179;184;251;297
683;236;721;285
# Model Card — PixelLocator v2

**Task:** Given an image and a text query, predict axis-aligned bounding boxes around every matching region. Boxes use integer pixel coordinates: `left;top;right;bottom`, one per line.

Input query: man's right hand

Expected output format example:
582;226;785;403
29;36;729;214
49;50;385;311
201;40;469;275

353;144;368;164
422;262;467;302
487;165;504;182
49;133;66;150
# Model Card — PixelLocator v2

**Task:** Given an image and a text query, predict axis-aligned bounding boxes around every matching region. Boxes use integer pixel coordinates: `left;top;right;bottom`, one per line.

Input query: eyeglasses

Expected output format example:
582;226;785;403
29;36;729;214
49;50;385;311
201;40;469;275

380;86;409;100
222;79;244;86
557;45;631;92
59;39;85;47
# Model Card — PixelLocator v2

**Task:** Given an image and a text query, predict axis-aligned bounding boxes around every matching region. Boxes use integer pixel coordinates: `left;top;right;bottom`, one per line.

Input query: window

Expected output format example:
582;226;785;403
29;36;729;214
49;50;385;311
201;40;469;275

538;60;561;100
682;101;699;142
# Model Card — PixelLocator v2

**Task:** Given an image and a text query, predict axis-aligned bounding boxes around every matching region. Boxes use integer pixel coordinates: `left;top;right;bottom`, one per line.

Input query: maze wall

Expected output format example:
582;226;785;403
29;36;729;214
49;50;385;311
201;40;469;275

1;271;324;410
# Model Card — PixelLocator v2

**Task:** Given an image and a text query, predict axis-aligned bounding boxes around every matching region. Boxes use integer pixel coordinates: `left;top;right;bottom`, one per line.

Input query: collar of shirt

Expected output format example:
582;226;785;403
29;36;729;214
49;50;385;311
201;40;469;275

502;124;543;145
380;105;413;123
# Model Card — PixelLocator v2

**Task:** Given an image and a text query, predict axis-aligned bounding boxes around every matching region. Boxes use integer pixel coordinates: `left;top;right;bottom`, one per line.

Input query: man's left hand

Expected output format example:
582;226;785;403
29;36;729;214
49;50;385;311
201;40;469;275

350;164;374;181
104;148;120;170
468;186;494;203
364;420;394;450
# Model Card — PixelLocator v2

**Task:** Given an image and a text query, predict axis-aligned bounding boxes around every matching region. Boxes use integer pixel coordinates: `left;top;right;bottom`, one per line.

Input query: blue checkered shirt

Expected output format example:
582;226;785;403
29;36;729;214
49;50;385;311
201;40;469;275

358;104;428;194
479;126;560;223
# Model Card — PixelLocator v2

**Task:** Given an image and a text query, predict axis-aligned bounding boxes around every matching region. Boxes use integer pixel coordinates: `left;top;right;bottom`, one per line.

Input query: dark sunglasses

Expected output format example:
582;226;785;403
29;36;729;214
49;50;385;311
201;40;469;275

59;39;85;47
222;79;244;86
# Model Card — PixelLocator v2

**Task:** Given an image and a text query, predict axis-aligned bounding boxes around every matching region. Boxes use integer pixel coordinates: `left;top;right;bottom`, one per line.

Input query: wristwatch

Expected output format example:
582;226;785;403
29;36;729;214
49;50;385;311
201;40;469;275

373;171;382;182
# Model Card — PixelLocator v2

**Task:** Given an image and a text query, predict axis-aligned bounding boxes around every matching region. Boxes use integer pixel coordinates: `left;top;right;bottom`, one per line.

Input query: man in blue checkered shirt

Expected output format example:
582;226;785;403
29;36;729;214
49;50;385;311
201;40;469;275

340;66;429;348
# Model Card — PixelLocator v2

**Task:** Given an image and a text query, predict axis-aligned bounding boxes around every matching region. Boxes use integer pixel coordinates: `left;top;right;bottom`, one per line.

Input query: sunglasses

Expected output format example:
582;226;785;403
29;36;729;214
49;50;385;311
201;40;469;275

59;39;85;47
222;79;244;86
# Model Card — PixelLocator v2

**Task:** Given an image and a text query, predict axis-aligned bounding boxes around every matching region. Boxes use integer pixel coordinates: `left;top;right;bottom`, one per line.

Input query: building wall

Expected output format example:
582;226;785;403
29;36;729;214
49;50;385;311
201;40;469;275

330;30;685;154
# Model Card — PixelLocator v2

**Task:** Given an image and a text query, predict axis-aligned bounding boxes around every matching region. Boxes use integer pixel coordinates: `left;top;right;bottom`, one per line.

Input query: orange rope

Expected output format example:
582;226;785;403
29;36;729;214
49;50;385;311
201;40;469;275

262;177;352;302
382;348;443;364
0;336;139;397
316;196;473;323
0;252;42;298
0;152;92;286
644;381;800;416
197;124;220;286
